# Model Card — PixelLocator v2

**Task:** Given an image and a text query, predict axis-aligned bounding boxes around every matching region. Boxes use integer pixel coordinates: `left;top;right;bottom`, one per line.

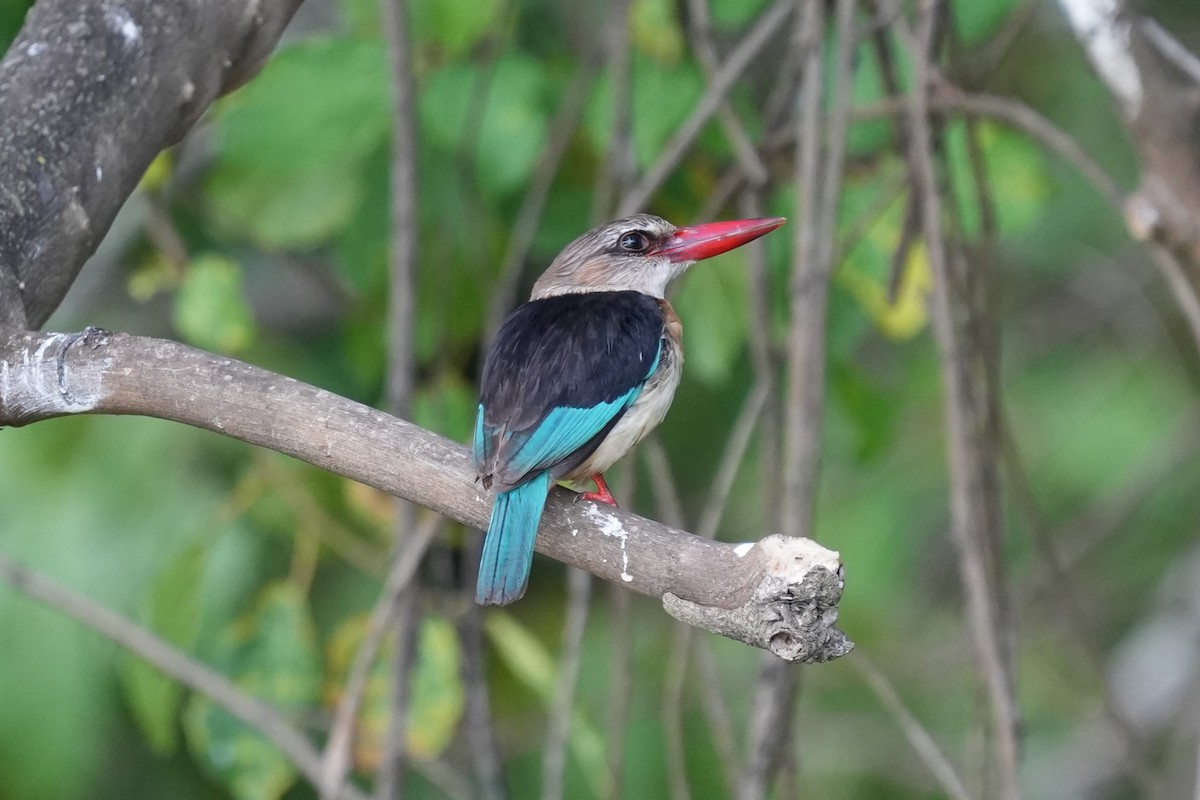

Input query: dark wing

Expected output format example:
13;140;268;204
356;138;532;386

473;291;664;490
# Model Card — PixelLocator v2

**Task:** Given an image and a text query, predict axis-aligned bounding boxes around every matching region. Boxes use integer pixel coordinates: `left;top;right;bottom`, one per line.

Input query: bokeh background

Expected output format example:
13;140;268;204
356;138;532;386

2;0;1200;798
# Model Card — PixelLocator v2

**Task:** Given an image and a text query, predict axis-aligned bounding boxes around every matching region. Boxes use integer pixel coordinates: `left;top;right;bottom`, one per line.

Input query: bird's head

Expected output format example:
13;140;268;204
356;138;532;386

531;213;786;300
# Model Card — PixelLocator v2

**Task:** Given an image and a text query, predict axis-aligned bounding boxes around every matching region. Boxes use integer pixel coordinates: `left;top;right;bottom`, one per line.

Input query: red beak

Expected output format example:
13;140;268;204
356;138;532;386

658;217;786;263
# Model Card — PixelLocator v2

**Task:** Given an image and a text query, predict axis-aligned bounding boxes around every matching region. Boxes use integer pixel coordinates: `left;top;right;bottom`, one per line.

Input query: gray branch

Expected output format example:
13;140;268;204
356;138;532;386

0;328;854;663
1057;0;1200;273
0;0;303;329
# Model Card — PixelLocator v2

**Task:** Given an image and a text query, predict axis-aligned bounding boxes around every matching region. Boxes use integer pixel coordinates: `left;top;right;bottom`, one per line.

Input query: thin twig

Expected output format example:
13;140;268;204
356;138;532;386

1146;243;1200;354
738;190;783;533
483;64;599;349
741;2;849;796
737;657;801;800
603;463;638;800
850;90;1125;209
320;515;441;800
663;623;694;800
851;655;975;800
895;8;1022;799
696;640;740;794
0;552;368;800
697;384;770;539
779;0;829;537
1001;423;1161;798
541;567;595;800
619;0;794;215
641;438;687;530
603;583;633;800
593;0;635;220
379;0;421;794
457;559;509;800
684;0;770;186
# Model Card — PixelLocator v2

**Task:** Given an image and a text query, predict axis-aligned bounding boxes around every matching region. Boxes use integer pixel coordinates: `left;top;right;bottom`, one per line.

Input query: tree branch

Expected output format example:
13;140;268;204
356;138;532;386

0;0;302;328
896;10;1022;799
0;328;853;663
1056;1;1200;314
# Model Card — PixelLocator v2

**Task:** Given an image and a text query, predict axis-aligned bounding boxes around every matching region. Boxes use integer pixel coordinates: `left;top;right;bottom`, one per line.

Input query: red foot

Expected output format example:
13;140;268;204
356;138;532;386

578;473;619;507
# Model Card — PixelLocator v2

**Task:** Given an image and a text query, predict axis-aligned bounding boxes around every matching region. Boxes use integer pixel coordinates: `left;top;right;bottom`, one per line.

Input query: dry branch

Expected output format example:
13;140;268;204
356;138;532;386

0;328;853;663
1056;0;1200;347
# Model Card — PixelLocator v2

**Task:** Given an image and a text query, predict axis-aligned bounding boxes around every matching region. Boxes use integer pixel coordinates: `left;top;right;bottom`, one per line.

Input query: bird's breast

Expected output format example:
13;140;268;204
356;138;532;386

564;300;684;481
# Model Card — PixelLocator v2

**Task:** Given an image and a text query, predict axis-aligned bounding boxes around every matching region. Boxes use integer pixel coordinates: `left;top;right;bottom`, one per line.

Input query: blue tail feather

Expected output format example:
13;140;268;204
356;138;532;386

476;472;552;605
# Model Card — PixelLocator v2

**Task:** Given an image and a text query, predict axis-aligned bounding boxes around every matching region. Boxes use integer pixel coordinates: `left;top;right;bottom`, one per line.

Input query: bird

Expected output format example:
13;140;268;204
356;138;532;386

472;213;786;605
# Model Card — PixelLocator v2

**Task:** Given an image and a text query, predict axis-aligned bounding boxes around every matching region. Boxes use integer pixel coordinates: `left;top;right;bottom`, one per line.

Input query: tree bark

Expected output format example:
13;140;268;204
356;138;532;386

0;0;303;329
0;328;853;662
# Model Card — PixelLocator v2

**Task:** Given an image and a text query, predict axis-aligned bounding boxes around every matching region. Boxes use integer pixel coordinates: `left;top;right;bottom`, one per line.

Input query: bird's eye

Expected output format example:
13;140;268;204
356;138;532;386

618;231;651;253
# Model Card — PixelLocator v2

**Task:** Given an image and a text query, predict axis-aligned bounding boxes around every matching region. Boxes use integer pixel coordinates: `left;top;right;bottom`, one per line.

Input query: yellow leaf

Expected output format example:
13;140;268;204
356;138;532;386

839;241;932;340
324;614;465;768
139;150;173;192
632;0;685;63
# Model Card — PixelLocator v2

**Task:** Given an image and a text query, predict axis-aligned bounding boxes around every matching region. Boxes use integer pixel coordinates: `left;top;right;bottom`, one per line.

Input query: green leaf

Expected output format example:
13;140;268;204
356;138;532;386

708;0;771;30
410;0;505;57
184;583;320;800
340;0;380;37
829;362;898;463
0;1;34;47
336;146;391;294
952;0;1020;45
214;39;389;172
173;254;257;354
946;120;1049;237
412;374;477;440
205;162;362;251
486;613;606;798
204;39;386;251
671;252;749;386
586;54;702;169
121;541;212;755
419;56;549;195
407;615;465;760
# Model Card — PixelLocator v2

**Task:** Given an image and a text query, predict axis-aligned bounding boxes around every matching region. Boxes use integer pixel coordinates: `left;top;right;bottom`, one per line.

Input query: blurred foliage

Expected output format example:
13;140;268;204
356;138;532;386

184;582;321;800
2;0;1200;798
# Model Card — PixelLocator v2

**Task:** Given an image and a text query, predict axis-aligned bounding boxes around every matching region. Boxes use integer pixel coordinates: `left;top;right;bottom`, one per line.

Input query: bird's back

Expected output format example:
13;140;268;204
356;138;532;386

475;290;668;492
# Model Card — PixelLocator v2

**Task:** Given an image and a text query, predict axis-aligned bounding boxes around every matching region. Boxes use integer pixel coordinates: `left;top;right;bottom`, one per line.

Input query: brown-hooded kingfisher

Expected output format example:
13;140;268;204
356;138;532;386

473;213;786;605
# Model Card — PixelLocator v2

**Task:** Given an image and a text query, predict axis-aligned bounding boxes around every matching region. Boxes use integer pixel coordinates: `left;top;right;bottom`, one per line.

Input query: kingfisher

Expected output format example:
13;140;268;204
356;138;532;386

473;213;786;605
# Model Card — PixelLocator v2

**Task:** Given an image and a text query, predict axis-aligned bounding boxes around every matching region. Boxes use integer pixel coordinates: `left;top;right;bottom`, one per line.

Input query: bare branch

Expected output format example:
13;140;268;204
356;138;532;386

780;0;825;531
851;655;975;800
0;329;853;661
663;624;694;800
319;516;440;800
542;568;594;800
1056;1;1200;319
593;0;634;221
895;9;1022;799
683;0;770;186
618;0;793;215
603;583;634;800
378;0;422;791
457;583;509;800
